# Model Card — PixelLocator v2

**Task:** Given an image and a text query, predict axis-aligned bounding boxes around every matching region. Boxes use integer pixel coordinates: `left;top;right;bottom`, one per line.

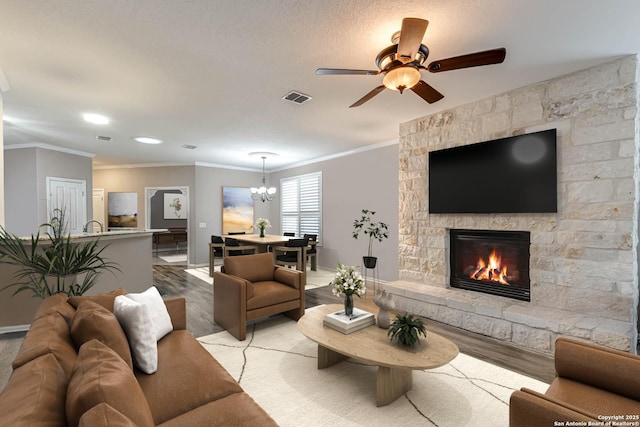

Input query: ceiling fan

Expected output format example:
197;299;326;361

315;18;506;108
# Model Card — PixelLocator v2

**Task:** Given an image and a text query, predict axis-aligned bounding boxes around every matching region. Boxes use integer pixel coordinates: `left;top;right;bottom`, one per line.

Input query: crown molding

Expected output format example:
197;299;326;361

93;139;399;172
270;138;398;172
4;142;95;158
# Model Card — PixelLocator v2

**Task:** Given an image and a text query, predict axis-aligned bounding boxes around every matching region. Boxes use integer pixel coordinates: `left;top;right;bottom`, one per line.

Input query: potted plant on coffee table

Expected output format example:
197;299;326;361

388;313;427;347
0;208;120;298
352;209;389;269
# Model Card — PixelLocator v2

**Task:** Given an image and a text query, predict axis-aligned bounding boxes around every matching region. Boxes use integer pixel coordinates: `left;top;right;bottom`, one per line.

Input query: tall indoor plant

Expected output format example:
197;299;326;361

0;209;120;298
352;209;389;268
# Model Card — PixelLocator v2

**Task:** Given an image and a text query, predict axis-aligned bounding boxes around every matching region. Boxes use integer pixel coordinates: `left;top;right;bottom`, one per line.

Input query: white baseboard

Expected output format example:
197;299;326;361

0;324;30;335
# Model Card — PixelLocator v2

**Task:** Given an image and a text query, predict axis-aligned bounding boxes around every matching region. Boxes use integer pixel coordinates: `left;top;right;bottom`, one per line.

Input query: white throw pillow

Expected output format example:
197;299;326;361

113;295;158;374
125;286;173;341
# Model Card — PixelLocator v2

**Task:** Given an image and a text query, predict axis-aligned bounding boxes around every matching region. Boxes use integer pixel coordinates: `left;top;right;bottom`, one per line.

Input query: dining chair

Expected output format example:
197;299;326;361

209;235;225;276
224;237;258;257
303;234;317;271
272;237;309;271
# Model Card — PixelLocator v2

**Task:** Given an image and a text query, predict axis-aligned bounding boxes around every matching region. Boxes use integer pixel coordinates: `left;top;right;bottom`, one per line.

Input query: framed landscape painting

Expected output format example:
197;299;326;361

222;187;253;234
108;192;138;228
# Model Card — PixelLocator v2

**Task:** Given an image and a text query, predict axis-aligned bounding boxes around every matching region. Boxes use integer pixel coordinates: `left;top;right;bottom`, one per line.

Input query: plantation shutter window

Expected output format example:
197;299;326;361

280;172;322;243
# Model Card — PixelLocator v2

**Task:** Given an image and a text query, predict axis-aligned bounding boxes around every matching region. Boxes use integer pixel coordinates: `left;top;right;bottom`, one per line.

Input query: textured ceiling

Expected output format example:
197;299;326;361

1;0;639;171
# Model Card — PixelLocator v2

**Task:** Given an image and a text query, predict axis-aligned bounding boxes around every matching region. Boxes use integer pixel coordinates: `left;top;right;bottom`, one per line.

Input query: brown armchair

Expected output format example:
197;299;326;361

212;252;305;340
509;337;640;426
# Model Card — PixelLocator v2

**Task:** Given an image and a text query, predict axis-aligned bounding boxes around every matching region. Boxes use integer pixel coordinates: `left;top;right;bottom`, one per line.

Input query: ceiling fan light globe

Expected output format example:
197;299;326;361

383;66;420;92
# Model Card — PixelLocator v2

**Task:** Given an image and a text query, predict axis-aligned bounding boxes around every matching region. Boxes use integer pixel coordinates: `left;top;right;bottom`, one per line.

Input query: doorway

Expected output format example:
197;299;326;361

92;189;105;233
145;187;190;264
46;177;86;235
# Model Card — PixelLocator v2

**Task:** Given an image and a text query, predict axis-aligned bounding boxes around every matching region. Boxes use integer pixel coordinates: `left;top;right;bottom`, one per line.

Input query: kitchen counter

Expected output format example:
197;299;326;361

0;230;155;331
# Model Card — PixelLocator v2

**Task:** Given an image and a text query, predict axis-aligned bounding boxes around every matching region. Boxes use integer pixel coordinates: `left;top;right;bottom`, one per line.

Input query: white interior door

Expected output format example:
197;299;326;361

92;189;105;232
47;177;86;235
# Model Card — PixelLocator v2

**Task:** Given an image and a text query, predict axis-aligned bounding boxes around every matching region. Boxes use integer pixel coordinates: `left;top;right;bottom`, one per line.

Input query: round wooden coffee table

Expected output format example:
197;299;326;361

297;304;459;406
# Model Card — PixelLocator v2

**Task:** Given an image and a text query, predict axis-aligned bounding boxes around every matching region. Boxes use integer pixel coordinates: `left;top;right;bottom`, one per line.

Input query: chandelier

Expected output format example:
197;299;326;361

250;155;277;202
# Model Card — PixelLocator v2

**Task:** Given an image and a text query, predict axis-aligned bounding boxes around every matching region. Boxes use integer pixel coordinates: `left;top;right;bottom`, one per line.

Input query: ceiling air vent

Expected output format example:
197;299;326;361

282;90;312;105
182;144;197;150
95;135;111;142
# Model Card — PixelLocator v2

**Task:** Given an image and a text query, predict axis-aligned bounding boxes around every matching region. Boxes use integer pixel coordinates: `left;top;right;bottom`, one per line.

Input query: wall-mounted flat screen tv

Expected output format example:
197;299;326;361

428;129;557;214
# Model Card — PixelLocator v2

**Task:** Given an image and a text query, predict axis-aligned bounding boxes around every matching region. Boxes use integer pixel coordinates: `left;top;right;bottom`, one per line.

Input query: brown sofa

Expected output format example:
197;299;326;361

510;337;640;426
0;289;278;426
213;252;305;341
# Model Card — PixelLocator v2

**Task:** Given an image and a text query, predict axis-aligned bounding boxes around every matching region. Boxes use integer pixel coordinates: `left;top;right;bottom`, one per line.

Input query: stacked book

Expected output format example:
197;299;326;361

323;308;375;334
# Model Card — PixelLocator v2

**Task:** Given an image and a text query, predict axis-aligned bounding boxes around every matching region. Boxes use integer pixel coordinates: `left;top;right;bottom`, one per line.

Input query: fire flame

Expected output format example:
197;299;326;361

470;249;510;285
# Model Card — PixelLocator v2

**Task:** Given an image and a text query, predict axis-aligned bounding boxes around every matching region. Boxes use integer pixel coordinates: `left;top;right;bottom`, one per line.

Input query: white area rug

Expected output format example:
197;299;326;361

185;267;216;284
185;266;331;290
159;254;187;263
198;308;549;427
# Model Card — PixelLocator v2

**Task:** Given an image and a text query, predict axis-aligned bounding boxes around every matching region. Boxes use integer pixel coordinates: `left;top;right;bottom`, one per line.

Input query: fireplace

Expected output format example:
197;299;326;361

449;229;531;301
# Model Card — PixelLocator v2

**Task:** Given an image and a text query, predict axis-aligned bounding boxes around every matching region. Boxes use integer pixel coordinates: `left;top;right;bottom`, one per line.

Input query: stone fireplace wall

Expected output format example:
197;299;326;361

392;55;639;354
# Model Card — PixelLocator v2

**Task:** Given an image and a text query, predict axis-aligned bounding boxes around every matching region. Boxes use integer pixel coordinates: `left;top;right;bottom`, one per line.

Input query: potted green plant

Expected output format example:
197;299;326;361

388;313;427;347
0;208;120;298
352;209;389;269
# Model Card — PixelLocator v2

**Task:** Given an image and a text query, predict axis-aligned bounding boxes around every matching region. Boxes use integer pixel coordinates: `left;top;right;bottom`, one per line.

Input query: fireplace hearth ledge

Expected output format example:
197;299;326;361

384;280;633;355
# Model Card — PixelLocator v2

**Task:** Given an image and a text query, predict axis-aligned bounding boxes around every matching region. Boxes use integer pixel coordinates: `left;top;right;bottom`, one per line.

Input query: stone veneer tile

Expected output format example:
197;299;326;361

512;324;552;352
571;120;636;145
548;61;620;99
503;305;576;332
462;312;512;340
396;55;638;354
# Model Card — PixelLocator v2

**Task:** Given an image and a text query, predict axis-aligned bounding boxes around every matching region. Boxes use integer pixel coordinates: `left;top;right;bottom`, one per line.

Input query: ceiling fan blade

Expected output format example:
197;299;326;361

427;48;506;72
411;80;444;104
397;18;428;63
316;68;379;76
349;85;386;108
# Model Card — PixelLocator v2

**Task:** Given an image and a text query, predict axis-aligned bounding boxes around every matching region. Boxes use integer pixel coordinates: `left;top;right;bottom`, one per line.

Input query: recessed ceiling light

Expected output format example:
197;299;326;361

133;136;163;144
82;113;109;125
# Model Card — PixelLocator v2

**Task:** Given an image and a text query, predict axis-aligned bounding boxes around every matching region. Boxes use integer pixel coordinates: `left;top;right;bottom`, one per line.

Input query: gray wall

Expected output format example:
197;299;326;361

4;148;38;235
5;146;93;236
149;189;188;229
93;145;400;281
268;144;399;281
95;164;268;266
93;165;196;254
193;165;269;265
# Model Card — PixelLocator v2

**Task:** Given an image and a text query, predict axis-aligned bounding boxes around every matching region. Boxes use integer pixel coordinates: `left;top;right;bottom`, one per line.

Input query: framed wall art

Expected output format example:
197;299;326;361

108;192;138;228
164;193;187;219
222;187;253;234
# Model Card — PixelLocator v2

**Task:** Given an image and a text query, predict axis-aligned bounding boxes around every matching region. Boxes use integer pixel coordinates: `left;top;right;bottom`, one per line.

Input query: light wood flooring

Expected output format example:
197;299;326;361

0;251;556;393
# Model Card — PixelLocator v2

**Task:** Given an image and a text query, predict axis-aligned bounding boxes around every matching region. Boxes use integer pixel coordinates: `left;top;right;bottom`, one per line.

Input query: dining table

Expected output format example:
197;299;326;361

222;234;316;271
224;233;294;251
